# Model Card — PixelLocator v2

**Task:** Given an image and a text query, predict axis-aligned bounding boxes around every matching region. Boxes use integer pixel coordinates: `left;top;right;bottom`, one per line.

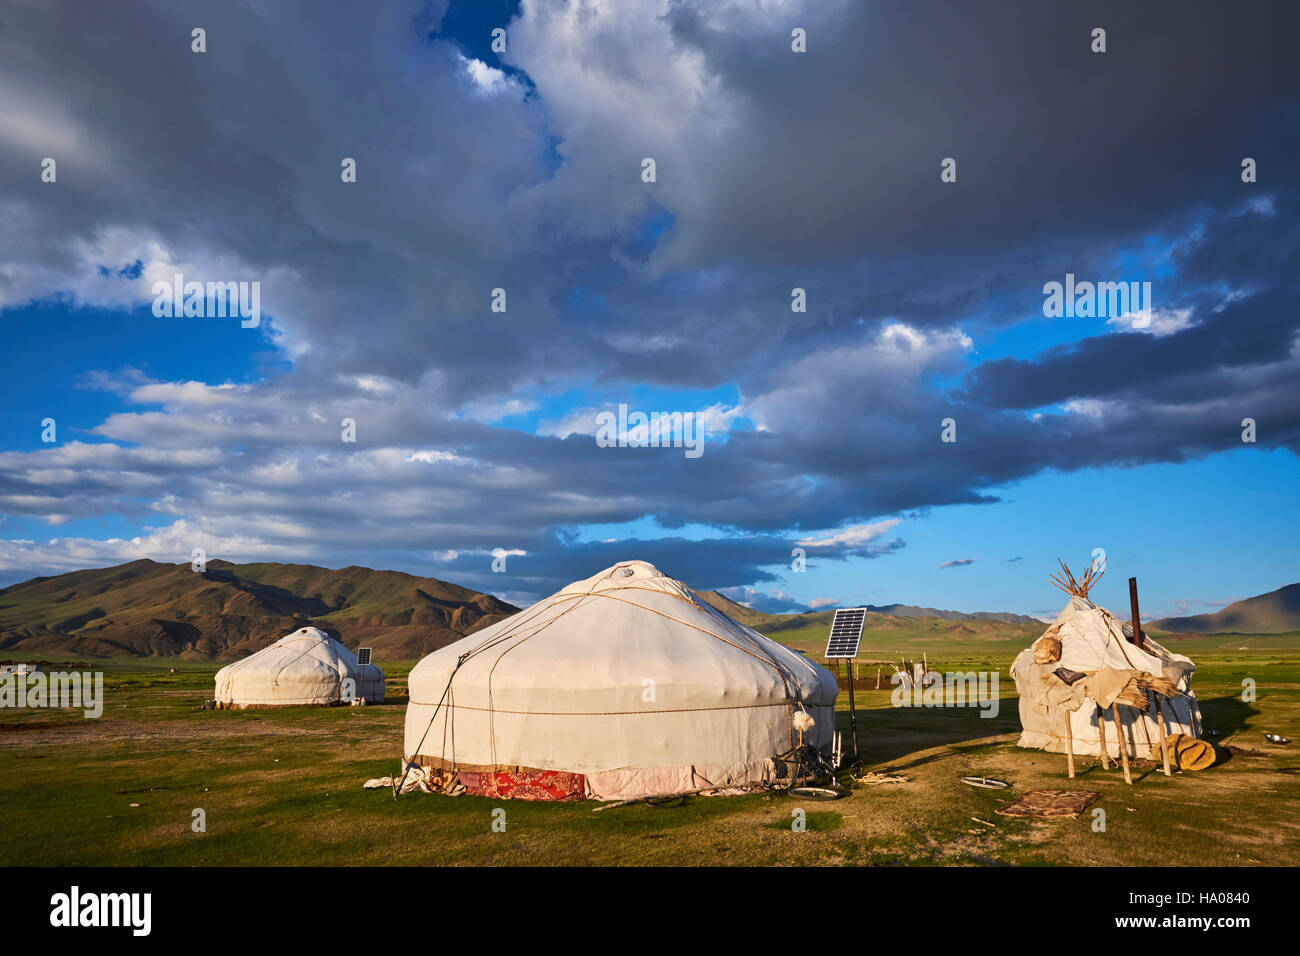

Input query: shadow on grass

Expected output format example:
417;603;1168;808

1197;693;1260;740
834;699;1021;768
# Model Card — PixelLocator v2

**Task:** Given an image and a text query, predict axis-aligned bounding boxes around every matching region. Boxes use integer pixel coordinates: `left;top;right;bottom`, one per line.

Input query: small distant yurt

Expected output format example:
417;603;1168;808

215;626;384;708
1011;596;1201;759
403;560;839;801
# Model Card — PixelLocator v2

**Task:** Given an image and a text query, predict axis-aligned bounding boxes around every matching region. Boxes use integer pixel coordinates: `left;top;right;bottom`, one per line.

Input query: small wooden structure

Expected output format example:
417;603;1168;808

1048;562;1180;785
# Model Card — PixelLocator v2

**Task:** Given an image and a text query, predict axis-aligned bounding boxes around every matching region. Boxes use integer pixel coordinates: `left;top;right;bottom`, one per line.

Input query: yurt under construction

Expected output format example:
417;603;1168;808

214;626;385;708
402;560;839;801
1011;596;1201;760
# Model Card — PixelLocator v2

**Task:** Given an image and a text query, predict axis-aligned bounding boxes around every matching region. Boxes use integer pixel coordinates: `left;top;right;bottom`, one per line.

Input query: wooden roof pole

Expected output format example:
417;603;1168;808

1127;577;1143;647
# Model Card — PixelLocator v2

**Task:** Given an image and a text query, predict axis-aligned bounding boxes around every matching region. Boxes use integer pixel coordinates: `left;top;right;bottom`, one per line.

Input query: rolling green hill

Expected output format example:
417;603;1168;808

693;589;1044;661
0;563;1049;665
0;559;517;661
9;560;1289;667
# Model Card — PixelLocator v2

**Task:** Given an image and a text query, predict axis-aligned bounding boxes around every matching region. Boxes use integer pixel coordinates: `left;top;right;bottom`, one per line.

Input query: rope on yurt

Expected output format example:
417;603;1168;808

482;582;623;766
589;588;805;747
267;633;346;697
397;577;607;793
415;564;643;770
396;656;467;796
215;631;318;698
592;578;817;706
476;586;806;761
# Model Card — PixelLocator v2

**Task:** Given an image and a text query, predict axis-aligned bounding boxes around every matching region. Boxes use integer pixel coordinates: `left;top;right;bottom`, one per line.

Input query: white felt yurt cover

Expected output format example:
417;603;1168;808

1010;597;1200;758
403;560;839;800
214;626;385;707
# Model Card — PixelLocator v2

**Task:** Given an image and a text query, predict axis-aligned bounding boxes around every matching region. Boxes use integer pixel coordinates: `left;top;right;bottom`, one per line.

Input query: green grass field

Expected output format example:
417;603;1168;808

1;633;1297;866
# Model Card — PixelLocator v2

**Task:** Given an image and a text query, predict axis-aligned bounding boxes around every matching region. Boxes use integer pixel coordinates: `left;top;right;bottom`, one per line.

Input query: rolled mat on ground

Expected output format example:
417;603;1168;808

1163;733;1216;771
400;560;839;801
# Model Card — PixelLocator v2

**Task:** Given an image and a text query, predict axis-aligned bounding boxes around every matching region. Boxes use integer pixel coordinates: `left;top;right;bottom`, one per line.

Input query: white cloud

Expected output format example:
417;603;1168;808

1107;308;1196;337
460;56;514;97
1062;399;1107;418
798;518;902;549
537;407;603;439
459;396;539;423
0;518;300;572
695;403;746;436
406;449;462;464
537;402;745;442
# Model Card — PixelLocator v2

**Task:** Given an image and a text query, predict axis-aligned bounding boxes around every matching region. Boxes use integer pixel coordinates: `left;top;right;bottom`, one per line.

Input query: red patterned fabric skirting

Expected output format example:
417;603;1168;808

457;768;587;801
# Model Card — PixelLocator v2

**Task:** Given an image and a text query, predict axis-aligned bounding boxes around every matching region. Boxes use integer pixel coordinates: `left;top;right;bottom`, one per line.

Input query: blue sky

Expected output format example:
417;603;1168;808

1;1;1297;619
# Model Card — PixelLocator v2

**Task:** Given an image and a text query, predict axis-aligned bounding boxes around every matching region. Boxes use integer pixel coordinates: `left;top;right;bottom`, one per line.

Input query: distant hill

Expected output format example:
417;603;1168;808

0;559;518;661
1152;583;1300;634
858;603;1039;625
693;589;1042;657
0;559;1061;664
693;589;1037;628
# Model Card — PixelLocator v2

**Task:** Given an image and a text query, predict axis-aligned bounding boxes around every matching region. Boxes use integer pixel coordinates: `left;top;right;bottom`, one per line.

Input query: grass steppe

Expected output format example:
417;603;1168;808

1;632;1297;866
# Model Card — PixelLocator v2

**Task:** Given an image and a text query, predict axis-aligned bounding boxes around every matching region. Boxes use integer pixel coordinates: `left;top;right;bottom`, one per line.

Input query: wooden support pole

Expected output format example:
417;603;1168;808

875;665;881;690
1097;705;1110;769
1113;703;1133;785
1065;710;1075;779
1154;693;1172;776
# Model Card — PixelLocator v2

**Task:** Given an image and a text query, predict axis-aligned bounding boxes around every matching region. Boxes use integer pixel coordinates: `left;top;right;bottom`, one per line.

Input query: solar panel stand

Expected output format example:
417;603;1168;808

847;659;858;758
824;608;868;762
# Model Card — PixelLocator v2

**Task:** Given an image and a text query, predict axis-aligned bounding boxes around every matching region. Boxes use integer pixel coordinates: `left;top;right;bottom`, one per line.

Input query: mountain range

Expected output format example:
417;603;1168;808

2;560;1294;661
694;590;1039;627
0;559;517;660
1150;582;1300;634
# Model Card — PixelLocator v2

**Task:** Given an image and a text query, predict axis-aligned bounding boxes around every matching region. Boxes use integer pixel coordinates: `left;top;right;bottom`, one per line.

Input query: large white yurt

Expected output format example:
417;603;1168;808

214;626;384;708
403;560;839;801
1011;596;1200;758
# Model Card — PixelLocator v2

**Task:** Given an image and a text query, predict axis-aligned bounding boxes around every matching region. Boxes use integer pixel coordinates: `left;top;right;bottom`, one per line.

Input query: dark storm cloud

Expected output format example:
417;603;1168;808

652;0;1297;264
960;192;1300;458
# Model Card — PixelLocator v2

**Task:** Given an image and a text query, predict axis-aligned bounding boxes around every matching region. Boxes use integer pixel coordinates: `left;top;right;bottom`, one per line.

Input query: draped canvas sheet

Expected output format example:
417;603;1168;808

214;626;385;707
1010;597;1200;758
403;561;838;798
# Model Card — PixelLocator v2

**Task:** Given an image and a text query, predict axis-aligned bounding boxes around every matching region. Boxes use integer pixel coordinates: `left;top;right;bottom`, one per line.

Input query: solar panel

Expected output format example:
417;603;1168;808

824;608;867;659
357;647;372;666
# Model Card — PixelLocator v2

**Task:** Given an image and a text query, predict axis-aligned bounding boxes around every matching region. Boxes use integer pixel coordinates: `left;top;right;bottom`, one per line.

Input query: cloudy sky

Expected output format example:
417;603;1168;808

1;0;1297;618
